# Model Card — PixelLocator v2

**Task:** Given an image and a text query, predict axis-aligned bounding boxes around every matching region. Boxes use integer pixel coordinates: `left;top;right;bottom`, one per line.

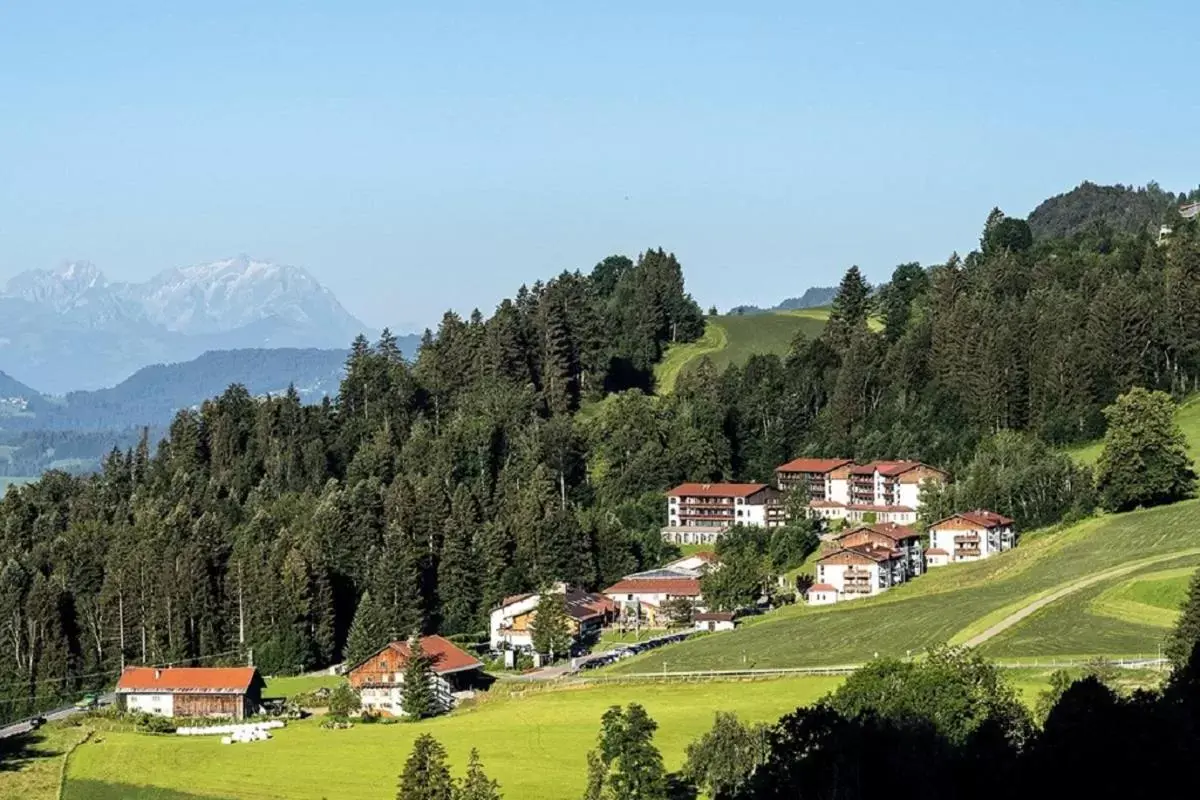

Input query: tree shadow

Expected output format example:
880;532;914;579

0;728;62;773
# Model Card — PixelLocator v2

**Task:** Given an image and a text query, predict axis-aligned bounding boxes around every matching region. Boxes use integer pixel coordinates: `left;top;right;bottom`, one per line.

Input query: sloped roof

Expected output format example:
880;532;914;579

926;548;949;556
929;510;1015;529
116;666;259;694
366;635;483;676
666;482;767;499
603;578;702;596
839;523;920;543
776;457;853;474
808;583;837;593
695;611;735;622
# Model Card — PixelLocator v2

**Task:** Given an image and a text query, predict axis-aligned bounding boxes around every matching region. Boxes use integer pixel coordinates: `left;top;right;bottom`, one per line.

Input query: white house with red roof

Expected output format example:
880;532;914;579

775;458;948;525
807;583;838;605
661;482;784;544
115;666;264;719
349;635;484;717
813;541;908;603
927;510;1017;565
602;574;703;627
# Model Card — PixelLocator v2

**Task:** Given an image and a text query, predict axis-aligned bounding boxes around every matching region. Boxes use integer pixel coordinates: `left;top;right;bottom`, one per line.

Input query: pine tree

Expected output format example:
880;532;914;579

345;591;389;668
455;748;502;800
825;265;872;350
529;591;572;662
397;734;455;800
437;486;480;635
585;704;668;800
401;633;438;719
1168;568;1200;668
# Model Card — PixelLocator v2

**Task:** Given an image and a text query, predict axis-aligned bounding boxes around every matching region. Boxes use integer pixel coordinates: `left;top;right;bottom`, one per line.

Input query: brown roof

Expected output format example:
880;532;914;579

808;583;837;593
666;482;767;499
500;593;535;607
116;666;259;694
809;499;846;508
776;457;853;474
839;522;920;542
564;590;617;621
370;635;483;676
818;544;900;565
848;460;946;478
925;548;948;556
603;578;702;596
930;510;1014;529
695;611;735;622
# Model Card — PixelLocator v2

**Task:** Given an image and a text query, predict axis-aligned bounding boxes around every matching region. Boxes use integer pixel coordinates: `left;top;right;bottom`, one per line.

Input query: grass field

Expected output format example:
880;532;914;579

1064;395;1200;467
654;310;830;394
0;724;90;800
609;501;1200;673
62;678;843;800
1087;567;1192;630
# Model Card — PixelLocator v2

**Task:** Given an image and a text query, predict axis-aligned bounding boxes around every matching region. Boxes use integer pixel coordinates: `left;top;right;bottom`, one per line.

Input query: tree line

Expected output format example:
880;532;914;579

2;203;1200;722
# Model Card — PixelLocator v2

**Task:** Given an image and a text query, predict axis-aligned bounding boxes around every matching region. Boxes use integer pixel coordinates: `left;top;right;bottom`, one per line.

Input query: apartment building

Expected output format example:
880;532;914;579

661;482;785;544
774;458;948;525
814;542;907;603
926;510;1016;566
834;522;925;579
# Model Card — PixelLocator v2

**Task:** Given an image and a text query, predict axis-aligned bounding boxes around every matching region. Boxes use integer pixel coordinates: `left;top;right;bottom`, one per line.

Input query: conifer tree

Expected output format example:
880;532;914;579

345;591;389;668
401;633;438;719
1168;568;1200;669
529;590;572;662
397;734;455;800
455;749;502;800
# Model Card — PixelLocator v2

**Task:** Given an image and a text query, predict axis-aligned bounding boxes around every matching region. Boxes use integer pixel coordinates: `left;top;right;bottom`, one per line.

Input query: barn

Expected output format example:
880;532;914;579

115;666;264;719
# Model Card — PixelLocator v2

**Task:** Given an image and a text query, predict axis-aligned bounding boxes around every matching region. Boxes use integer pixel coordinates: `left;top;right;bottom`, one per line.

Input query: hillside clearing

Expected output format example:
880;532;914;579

608;501;1200;672
1064;395;1200;467
654;310;829;394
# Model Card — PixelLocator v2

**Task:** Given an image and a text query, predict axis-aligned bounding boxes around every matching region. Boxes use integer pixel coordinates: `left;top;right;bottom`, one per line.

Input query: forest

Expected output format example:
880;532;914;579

2;203;1200;721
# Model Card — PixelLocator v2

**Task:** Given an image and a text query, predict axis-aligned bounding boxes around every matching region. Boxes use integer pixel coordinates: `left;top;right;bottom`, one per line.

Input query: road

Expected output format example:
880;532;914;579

0;693;114;739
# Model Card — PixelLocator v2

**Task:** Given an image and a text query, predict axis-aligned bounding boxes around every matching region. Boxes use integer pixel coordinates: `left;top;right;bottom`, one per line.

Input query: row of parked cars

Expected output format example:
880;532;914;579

577;630;695;670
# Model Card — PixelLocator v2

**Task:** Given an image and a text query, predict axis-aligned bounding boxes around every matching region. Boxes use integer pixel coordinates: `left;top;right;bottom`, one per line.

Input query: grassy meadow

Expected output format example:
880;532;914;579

61;678;842;800
1064;394;1200;467
610;501;1200;673
654;310;829;394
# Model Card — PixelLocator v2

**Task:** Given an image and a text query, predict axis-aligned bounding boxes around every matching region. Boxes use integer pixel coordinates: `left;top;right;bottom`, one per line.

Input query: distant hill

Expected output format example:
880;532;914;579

1027;181;1200;240
728;286;837;316
0;255;375;392
0;370;50;416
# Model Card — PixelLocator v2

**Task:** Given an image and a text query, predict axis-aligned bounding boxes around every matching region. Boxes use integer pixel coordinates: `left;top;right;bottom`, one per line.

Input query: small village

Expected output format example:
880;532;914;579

94;453;1024;736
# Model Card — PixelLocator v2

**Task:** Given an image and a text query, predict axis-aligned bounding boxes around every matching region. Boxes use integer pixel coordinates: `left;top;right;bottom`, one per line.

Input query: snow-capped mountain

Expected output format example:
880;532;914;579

0;257;372;393
129;255;363;337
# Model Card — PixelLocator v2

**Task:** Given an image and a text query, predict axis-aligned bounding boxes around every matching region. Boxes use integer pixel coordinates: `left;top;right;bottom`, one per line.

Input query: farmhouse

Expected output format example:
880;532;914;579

661;482;785;544
814;542;907;603
489;583;616;652
774;458;948;525
115;666;264;719
349;635;483;717
927;510;1017;565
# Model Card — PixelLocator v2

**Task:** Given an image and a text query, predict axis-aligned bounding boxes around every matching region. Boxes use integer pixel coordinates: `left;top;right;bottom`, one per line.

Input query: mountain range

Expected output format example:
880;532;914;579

728;286;837;316
0;256;374;393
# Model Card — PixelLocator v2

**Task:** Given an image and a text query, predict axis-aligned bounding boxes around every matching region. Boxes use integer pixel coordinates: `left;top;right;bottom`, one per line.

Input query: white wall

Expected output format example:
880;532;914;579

897;483;922;508
125;692;175;717
489;594;541;650
829;479;849;505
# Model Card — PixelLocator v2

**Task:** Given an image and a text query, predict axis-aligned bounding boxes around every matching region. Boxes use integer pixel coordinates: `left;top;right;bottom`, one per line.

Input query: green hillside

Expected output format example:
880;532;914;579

654;309;830;393
610;500;1200;672
1064;395;1200;467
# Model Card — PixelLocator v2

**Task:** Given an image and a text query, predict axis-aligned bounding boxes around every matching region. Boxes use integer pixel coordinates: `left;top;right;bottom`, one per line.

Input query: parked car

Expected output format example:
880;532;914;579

28;715;45;729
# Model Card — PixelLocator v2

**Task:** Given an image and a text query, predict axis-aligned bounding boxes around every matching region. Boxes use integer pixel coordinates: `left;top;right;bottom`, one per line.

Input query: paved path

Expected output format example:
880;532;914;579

0;693;113;739
962;549;1200;648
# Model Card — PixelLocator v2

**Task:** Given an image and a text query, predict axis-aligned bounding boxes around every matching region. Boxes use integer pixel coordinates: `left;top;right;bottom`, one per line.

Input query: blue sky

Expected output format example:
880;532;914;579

1;1;1197;331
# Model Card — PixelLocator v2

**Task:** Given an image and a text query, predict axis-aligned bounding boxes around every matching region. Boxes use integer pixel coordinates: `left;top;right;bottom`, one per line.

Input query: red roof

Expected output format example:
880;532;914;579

840;522;920;542
808;583;837;593
378;635;483;675
926;548;948;556
776;457;853;474
116;666;258;694
603;578;702;597
818;544;900;564
666;482;767;499
930;510;1014;529
809;499;846;508
848;460;944;478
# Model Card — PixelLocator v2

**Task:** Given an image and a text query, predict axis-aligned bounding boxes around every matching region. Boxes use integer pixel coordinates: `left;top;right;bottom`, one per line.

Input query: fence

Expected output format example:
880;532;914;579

573;655;1169;684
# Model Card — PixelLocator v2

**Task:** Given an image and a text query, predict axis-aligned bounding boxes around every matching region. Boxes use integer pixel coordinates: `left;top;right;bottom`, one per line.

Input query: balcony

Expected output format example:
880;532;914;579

953;534;980;544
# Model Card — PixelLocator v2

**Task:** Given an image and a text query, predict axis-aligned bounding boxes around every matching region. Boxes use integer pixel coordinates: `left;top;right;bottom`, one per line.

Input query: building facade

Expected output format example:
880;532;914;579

834;522;925;580
349;635;483;717
774;459;948;525
927;510;1017;565
602;576;702;626
814;543;906;603
115;666;264;719
489;584;616;652
661;482;785;544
